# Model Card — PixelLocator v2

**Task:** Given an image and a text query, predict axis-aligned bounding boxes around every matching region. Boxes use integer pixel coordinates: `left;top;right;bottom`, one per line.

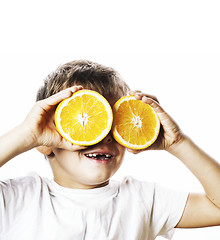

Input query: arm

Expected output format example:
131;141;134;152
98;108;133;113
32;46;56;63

170;137;220;228
0;125;35;167
130;91;220;228
0;86;84;168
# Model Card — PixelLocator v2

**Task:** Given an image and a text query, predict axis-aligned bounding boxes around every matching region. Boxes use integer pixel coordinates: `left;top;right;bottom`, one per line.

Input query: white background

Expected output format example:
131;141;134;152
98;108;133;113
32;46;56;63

0;1;220;239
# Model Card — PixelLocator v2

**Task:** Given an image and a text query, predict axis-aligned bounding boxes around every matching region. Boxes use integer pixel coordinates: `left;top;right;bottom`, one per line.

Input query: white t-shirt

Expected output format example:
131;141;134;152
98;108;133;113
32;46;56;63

0;173;188;240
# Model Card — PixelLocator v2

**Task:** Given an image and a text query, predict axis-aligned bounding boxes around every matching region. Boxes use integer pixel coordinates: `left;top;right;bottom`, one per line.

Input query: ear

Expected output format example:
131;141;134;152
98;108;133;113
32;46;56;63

36;146;53;156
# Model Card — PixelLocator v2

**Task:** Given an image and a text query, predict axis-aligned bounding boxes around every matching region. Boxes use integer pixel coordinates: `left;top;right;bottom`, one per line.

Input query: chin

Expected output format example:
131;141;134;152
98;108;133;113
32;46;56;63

86;176;110;186
81;172;113;187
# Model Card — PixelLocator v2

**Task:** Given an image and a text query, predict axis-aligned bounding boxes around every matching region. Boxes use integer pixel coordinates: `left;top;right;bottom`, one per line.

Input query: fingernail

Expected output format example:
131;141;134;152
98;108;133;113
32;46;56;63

142;96;150;102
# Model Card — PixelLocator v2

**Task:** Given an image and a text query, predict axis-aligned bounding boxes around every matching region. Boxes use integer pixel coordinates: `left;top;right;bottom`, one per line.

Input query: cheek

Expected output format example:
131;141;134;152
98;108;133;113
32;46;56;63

116;145;126;165
52;150;79;170
118;145;126;157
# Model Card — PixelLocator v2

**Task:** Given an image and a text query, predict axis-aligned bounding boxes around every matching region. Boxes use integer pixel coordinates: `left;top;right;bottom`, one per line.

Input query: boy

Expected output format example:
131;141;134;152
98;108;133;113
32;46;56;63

0;60;220;240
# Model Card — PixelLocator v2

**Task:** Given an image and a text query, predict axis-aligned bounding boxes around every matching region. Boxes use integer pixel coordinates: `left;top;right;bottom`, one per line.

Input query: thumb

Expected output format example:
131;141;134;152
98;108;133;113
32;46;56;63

127;148;142;154
57;138;87;152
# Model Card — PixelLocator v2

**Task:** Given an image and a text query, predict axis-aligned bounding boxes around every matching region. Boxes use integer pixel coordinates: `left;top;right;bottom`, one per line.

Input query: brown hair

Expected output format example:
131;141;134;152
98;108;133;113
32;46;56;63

36;60;130;104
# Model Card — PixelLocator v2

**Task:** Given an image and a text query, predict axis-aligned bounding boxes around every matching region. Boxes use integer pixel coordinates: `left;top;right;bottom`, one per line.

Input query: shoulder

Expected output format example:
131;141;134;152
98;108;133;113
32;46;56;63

0;173;52;232
0;172;53;217
118;176;155;194
117;176;188;210
0;172;50;200
0;172;43;188
119;175;187;198
117;177;188;238
115;176;157;209
118;176;156;194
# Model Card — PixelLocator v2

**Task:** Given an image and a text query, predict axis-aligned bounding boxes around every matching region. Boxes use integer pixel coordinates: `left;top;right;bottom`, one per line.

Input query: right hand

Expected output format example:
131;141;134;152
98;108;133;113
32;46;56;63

21;86;86;152
127;90;184;154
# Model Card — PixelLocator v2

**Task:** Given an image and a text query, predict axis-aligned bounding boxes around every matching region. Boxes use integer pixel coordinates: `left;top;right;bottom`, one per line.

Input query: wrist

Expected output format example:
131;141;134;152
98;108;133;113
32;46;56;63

166;134;190;156
17;123;39;150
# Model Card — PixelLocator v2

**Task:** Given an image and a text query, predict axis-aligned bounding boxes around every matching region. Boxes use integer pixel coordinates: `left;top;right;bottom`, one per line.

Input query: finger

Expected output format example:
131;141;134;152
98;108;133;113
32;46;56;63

129;90;143;100
143;94;159;104
142;96;172;128
46;86;83;106
67;144;88;152
38;86;83;113
142;96;164;114
129;90;159;103
57;138;87;151
129;90;142;95
127;148;142;154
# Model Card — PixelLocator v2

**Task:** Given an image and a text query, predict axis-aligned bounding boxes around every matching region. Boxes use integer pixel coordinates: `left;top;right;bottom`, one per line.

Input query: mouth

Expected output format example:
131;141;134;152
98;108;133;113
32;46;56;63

84;151;114;164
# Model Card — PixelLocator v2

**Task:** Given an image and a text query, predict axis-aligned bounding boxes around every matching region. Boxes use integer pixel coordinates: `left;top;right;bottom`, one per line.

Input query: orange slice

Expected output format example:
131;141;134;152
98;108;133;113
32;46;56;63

55;90;113;146
112;96;160;149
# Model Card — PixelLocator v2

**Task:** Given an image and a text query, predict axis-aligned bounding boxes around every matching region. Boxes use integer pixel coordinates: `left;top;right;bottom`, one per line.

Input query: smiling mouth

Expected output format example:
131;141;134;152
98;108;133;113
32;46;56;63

84;153;113;161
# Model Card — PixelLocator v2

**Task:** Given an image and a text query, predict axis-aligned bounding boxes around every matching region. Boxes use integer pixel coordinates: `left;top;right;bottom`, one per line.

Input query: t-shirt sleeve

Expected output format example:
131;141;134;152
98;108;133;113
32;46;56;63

0;173;42;233
142;181;189;239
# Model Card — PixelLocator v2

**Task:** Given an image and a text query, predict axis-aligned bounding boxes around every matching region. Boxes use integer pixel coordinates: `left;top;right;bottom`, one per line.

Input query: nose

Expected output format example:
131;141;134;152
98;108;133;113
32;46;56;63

102;132;113;144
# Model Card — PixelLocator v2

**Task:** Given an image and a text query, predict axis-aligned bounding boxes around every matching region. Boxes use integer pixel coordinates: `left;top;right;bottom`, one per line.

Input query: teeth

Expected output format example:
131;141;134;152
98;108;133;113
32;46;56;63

85;153;112;159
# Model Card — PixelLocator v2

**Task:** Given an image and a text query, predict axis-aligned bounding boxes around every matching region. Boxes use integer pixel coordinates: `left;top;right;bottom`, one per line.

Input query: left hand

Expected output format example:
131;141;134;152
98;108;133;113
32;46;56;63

127;90;185;154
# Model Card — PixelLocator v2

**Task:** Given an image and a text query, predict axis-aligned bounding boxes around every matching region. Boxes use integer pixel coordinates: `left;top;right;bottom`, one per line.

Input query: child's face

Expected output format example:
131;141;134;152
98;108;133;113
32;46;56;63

50;133;126;189
49;94;126;189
